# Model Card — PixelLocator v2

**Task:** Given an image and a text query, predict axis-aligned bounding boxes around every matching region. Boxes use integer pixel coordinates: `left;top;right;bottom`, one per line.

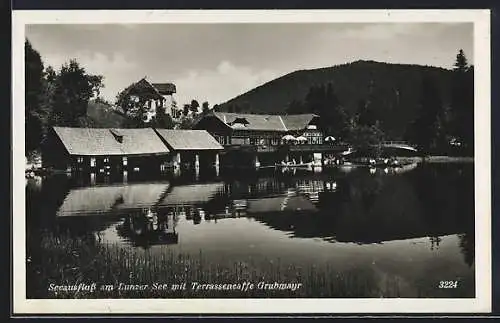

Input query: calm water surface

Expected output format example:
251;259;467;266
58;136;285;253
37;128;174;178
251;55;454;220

26;162;475;297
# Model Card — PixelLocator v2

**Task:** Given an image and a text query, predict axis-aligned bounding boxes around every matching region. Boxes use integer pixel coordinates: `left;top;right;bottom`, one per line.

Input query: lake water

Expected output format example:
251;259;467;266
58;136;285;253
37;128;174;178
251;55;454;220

26;162;475;298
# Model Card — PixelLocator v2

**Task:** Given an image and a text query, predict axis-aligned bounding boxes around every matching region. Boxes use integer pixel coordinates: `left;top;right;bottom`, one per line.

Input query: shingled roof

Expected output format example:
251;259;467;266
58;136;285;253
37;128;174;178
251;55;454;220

121;78;164;100
209;112;318;132
282;114;319;131
154;129;224;151
53;127;170;156
151;83;177;94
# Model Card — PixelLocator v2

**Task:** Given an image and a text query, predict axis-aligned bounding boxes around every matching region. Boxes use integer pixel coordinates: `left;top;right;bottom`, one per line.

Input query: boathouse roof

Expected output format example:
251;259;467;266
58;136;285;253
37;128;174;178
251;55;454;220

52;127;170;156
154;129;224;151
208;112;318;132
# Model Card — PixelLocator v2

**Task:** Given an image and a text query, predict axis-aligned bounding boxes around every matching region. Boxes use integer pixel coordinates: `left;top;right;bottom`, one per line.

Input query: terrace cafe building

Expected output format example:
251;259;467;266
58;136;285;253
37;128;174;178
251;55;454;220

194;112;330;167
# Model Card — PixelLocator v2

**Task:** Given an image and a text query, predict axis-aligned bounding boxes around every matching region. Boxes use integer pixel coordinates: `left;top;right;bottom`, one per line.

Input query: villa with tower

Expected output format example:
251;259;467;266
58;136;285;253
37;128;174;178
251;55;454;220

118;77;182;122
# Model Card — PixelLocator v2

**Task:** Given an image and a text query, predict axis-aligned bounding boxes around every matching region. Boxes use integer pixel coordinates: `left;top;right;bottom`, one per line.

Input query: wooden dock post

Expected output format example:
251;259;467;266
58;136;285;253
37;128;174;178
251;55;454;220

254;154;261;168
173;152;181;169
195;154;200;169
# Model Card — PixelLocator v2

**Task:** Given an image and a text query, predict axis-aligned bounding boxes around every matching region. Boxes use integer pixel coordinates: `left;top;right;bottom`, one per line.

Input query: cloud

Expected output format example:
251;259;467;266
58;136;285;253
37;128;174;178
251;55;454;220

172;61;278;106
337;23;425;40
38;50;138;100
26;23;473;105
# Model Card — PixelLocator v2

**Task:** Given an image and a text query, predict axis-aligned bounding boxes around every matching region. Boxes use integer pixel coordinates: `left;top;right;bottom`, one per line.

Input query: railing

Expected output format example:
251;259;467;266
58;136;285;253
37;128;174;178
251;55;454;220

381;141;414;146
223;143;350;153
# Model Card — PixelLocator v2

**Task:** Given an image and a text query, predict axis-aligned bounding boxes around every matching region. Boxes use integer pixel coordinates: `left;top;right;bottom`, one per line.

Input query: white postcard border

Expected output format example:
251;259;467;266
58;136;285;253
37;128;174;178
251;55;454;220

12;9;492;314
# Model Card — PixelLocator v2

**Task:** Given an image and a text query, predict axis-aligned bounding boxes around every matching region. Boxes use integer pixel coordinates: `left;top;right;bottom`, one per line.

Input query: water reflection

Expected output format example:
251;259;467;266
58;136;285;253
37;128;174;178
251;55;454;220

27;163;475;263
116;209;178;248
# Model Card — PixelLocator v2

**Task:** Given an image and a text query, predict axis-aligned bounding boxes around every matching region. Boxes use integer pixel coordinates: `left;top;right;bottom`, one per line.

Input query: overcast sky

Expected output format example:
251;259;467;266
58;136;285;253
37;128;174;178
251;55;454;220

26;23;473;106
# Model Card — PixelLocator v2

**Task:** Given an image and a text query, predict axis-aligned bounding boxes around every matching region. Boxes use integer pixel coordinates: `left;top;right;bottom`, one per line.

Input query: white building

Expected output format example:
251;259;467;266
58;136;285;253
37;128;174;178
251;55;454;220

120;78;182;122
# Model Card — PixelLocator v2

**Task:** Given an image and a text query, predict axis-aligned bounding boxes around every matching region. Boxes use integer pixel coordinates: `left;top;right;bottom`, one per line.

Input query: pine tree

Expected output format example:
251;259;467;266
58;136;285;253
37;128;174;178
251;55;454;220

450;49;474;154
190;99;200;113
202;101;210;114
408;74;444;155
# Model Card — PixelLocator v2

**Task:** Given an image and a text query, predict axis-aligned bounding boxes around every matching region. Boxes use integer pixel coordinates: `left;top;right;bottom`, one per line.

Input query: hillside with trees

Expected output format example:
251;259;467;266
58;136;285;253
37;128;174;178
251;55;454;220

216;60;472;143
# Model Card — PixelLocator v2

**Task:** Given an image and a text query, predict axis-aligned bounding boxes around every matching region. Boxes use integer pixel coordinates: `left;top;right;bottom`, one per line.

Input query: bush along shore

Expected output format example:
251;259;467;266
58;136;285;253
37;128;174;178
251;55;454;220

26;231;474;299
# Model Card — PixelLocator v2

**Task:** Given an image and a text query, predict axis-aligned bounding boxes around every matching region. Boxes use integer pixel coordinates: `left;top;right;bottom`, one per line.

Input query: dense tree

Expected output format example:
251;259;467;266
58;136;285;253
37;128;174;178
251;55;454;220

190;99;200;113
356;99;378;127
300;83;350;139
25;40;47;154
26;41;105;153
454;49;469;73
202;101;210;114
151;105;175;129
50;59;104;126
348;122;385;158
348;78;385;156
182;104;190;116
450;49;474;154
407;75;445;155
286;99;307;114
178;117;196;129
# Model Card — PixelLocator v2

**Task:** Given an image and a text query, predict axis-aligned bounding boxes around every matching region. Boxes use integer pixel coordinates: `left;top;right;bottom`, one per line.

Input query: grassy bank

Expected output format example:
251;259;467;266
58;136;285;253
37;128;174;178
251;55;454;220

27;232;473;299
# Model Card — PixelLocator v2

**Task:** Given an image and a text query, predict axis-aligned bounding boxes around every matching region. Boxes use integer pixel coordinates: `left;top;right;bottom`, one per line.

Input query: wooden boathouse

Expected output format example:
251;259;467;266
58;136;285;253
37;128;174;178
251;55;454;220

153;129;224;170
42;127;224;174
42;127;171;174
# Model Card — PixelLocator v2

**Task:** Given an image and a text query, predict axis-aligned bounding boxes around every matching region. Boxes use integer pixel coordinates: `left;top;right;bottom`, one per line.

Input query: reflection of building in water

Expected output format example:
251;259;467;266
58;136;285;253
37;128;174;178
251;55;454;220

429;236;442;251
116;208;178;248
157;182;228;224
56;182;171;216
295;179;329;204
160;182;225;205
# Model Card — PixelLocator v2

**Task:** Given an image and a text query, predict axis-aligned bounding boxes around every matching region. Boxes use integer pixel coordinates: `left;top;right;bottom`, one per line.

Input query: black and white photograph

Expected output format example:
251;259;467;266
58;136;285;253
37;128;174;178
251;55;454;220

12;9;491;314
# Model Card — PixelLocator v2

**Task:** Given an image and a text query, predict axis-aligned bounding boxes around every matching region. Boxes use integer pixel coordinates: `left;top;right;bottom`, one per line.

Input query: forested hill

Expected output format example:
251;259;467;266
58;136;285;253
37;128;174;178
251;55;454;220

216;60;455;139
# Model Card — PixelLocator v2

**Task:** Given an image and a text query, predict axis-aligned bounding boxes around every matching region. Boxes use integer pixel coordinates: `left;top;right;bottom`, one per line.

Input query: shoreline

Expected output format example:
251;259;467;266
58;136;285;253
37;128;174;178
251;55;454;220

25;155;474;175
397;156;474;164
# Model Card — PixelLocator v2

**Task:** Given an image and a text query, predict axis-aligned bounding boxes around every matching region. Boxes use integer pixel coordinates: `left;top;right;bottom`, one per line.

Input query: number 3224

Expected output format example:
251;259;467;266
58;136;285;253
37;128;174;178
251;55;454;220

439;281;459;288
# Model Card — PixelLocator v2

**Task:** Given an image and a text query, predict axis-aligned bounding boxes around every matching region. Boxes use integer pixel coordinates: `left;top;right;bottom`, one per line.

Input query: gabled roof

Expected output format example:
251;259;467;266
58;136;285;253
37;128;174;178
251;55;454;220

52;127;170;156
154;129;224;151
151;83;177;94
121;78;164;100
57;182;171;216
282;114;319;131
209;112;318;132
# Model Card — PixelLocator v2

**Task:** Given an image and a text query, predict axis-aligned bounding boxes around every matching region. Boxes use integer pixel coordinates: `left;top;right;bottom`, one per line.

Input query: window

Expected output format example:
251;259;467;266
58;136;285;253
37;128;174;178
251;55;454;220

90;157;96;167
123;156;128;166
77;157;84;163
104;157;110;163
